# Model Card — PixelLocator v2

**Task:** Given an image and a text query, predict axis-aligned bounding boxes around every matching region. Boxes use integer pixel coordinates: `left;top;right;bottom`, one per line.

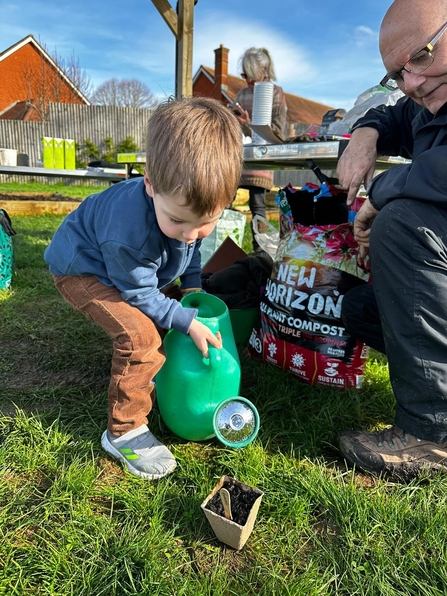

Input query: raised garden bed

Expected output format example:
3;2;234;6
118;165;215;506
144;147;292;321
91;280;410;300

0;192;81;216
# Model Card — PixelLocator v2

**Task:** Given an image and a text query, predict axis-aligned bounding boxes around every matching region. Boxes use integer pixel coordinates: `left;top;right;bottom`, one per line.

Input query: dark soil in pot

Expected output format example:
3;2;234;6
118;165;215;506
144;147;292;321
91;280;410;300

205;477;260;525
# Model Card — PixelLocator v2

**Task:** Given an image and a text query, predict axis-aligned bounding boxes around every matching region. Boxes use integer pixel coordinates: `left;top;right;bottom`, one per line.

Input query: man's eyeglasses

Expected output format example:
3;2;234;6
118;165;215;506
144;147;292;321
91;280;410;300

380;21;447;91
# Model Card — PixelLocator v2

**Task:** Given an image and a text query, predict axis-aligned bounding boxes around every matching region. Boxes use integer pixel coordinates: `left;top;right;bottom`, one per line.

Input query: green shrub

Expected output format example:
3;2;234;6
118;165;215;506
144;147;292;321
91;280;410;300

77;136;141;167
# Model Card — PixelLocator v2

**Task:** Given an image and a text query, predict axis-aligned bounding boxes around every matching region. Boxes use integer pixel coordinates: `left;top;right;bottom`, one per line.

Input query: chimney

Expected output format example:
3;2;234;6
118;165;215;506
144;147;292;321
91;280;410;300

213;45;229;99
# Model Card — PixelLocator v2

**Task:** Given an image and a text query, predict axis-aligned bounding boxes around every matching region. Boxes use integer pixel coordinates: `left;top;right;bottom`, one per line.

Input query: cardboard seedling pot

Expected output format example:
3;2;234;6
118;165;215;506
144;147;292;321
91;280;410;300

201;475;263;550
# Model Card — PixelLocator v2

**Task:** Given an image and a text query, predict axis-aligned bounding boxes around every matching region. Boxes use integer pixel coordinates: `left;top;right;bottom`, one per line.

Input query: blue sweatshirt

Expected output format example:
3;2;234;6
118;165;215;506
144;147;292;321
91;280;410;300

44;177;200;334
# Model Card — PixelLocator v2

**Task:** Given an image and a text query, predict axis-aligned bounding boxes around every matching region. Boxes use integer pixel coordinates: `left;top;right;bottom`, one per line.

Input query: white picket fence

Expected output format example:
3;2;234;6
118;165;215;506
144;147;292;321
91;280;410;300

0;103;152;183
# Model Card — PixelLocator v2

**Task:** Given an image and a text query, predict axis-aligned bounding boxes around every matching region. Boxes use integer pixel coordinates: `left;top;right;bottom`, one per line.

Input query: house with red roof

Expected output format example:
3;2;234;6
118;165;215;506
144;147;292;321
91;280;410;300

0;34;90;121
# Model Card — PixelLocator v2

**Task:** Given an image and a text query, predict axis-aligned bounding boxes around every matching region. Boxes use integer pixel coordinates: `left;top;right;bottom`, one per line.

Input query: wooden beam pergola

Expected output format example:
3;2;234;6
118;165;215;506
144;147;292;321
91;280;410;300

151;0;195;99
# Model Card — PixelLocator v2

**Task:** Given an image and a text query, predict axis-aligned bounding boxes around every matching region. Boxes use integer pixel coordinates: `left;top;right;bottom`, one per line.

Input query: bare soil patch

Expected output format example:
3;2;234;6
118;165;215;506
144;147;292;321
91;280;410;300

0;192;81;202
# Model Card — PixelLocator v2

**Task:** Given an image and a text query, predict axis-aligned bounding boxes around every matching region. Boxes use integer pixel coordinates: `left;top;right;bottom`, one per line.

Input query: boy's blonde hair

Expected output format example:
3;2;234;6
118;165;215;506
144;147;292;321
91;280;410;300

146;97;243;216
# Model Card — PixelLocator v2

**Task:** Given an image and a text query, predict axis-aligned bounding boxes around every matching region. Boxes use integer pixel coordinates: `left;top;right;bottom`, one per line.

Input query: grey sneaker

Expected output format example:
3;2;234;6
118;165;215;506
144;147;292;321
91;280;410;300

101;424;177;479
339;425;447;482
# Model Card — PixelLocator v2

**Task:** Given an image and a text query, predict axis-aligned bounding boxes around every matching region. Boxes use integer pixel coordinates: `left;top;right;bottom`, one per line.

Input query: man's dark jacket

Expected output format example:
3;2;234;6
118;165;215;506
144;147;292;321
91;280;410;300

352;97;447;210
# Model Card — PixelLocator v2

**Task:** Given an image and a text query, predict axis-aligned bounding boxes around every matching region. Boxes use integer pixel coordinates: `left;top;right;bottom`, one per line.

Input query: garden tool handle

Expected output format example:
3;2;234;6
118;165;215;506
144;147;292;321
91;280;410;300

219;488;233;520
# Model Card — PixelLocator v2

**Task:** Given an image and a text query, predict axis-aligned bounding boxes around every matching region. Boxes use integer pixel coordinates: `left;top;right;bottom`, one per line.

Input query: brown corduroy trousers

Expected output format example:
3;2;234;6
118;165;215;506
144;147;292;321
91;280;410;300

53;275;180;436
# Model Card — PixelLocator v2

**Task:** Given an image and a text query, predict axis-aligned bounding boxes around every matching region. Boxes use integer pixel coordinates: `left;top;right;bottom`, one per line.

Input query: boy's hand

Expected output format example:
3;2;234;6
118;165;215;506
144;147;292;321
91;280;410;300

188;319;222;358
180;287;204;296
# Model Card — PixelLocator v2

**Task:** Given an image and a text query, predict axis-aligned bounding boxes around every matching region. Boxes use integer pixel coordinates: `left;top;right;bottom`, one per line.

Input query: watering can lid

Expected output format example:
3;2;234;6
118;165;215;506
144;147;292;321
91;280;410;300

213;396;260;448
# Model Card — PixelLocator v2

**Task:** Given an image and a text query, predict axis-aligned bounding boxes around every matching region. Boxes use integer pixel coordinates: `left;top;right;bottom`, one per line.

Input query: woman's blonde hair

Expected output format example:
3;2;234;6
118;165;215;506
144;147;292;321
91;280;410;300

145;97;243;216
239;47;277;81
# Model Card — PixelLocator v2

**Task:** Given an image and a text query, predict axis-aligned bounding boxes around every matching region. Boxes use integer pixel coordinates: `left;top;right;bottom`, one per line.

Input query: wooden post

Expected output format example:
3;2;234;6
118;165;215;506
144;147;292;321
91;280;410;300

175;0;194;98
150;0;178;35
151;0;195;99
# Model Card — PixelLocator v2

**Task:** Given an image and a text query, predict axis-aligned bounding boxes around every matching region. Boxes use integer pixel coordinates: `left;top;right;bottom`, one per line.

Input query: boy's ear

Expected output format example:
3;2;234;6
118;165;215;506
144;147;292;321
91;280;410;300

143;171;154;196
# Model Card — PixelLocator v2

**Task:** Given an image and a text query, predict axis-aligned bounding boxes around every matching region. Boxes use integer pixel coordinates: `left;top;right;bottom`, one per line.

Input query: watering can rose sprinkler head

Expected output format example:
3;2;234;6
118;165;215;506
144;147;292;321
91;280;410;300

213;397;260;448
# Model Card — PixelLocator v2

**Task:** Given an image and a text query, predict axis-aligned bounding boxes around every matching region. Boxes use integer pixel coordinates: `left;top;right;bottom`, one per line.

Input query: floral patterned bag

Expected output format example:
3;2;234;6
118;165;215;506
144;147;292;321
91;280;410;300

0;209;16;290
247;183;370;390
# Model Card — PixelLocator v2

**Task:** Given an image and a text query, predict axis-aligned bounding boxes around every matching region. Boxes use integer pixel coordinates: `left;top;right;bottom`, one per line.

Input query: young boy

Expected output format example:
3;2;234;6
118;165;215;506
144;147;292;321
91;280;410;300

44;97;243;480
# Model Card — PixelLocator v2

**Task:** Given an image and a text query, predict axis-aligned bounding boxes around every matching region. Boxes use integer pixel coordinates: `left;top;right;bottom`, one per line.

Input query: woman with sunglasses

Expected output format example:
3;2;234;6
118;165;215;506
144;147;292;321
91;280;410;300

233;47;287;252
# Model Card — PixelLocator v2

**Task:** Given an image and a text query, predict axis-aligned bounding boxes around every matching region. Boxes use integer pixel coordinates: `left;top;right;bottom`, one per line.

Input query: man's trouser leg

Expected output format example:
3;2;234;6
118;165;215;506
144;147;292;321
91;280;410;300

371;199;447;443
342;284;385;354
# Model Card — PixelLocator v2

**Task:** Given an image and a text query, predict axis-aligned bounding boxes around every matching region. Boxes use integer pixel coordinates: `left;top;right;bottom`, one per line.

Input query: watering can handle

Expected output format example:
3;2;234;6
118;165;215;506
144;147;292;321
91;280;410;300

207;345;222;367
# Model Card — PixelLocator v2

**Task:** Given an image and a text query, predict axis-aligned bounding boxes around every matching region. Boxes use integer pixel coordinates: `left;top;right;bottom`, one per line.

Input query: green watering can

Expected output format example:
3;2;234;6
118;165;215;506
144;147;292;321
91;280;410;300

156;293;259;448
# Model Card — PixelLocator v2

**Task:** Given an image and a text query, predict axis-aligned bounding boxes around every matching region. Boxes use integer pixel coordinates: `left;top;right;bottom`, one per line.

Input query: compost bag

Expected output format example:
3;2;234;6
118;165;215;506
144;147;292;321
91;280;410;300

246;180;370;389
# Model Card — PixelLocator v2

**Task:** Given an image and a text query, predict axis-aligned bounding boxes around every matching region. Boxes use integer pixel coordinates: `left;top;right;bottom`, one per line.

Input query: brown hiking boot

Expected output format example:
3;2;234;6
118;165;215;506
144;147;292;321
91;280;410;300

338;425;447;482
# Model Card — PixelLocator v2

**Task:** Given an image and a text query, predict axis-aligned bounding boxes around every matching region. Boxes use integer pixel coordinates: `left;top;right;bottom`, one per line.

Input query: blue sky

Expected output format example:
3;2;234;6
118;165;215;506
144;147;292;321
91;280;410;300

1;0;394;111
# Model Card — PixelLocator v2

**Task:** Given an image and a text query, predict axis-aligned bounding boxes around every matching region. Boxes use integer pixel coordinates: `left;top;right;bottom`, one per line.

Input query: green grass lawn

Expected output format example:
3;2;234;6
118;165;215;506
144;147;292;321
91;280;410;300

1;211;447;595
0;181;110;199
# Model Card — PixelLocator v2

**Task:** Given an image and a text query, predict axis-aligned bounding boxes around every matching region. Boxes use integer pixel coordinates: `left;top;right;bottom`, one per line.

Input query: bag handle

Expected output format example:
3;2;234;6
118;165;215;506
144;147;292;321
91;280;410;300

305;159;339;186
0;210;16;237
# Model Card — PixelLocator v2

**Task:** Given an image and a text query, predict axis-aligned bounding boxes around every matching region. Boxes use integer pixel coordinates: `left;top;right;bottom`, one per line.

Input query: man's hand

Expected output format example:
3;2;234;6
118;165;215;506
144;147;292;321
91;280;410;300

353;198;379;260
337;127;379;205
188;319;222;358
